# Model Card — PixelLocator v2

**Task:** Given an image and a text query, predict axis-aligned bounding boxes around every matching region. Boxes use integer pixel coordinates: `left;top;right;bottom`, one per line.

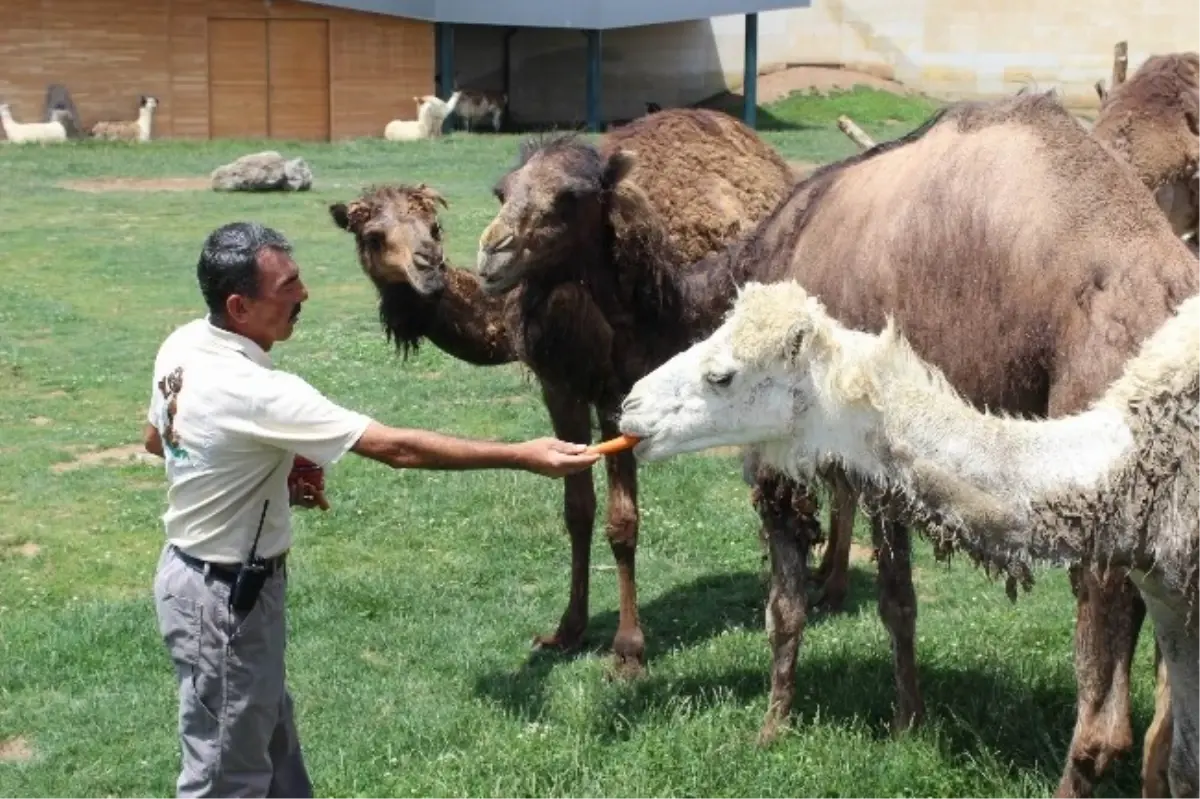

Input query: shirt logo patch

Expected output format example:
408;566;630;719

157;366;189;460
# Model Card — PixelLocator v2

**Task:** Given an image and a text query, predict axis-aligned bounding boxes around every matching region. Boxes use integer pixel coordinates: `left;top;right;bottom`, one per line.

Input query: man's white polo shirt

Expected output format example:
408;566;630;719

146;317;372;564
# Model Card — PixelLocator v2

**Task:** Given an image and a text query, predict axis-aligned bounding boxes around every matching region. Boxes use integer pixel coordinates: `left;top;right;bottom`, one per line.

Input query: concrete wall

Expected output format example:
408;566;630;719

450;14;816;125
783;0;1199;108
450;0;1196;125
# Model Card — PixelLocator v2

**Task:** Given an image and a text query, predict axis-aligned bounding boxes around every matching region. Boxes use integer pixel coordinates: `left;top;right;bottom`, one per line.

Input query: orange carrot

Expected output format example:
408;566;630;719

586;434;642;456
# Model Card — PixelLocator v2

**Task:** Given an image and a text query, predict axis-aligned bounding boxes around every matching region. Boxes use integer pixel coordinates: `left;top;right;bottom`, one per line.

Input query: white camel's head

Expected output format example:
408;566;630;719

620;281;876;466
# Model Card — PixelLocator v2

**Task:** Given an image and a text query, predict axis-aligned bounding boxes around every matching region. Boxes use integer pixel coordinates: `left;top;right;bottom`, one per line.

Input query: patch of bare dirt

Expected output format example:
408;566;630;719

30;416;52;427
700;64;919;118
0;736;33;764
754;64;916;102
848;542;875;563
16;542;41;558
53;443;159;473
59;177;211;193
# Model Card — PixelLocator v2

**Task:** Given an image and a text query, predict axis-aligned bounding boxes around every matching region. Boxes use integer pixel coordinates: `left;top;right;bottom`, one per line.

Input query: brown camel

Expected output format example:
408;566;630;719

327;183;514;367
330;110;802;672
1092;51;1199;240
475;92;1198;794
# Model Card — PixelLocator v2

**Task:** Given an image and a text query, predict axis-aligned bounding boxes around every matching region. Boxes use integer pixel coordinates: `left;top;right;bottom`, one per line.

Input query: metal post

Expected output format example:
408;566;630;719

437;23;455;133
437;23;455;99
743;13;758;128
585;29;602;132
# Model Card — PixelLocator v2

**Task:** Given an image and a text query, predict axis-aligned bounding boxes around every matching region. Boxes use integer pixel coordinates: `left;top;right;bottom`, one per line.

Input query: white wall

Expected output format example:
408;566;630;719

448;0;1197;125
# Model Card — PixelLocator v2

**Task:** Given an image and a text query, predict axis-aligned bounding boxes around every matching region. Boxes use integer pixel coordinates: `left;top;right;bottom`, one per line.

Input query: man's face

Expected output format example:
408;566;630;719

226;247;309;350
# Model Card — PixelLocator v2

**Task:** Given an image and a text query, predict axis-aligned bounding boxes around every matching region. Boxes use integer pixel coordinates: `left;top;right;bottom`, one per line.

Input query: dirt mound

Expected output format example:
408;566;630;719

754;64;917;102
60;177;210;193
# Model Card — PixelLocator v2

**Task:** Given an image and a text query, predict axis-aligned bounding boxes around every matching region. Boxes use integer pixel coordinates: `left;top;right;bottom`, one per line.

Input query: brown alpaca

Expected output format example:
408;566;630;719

1092;51;1199;239
327;183;514;367
475;92;1198;794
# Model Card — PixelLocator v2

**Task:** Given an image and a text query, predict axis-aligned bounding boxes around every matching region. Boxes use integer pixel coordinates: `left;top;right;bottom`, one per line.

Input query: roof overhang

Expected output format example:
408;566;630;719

298;0;809;29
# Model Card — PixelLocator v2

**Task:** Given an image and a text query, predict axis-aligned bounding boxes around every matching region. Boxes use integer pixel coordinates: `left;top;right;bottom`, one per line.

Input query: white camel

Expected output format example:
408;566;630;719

619;280;1199;798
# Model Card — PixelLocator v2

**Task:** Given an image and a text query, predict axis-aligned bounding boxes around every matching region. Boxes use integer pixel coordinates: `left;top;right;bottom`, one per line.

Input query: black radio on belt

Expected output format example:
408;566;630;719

230;499;271;613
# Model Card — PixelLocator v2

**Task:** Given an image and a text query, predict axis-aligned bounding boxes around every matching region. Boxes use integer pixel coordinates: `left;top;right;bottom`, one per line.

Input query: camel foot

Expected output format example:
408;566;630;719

811;583;848;614
604;651;647;681
532;629;584;653
756;717;789;748
890;699;925;736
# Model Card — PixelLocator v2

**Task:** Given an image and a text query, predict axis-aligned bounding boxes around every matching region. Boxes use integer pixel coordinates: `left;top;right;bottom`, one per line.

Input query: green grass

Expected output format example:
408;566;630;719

0;90;1155;797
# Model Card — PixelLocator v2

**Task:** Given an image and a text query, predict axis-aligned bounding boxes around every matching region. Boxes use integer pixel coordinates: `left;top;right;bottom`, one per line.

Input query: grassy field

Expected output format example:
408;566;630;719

0;90;1156;797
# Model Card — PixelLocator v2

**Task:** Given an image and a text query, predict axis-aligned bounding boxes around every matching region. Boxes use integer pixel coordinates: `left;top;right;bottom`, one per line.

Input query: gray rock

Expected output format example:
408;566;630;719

210;151;313;192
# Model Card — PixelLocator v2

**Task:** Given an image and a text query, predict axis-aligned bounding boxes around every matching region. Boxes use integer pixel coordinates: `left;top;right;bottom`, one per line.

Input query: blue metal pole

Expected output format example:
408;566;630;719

743;13;758;128
437;23;455;133
586;29;602;132
437;23;455;99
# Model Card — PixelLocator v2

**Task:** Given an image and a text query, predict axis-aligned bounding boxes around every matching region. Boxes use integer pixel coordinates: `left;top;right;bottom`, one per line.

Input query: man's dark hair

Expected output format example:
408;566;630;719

197;222;293;323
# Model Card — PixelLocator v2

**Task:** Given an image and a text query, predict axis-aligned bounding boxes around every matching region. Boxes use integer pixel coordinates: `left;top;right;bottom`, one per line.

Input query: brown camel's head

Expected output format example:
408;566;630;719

476;134;636;295
329;183;449;295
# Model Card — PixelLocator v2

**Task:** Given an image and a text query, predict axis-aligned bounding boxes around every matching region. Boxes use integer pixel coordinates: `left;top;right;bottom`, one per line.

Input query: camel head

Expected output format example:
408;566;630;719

328;183;449;295
621;280;871;465
476;133;636;295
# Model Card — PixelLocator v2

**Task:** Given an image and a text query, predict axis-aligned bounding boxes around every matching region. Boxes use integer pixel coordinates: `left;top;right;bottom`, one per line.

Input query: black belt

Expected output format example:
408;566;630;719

172;545;287;584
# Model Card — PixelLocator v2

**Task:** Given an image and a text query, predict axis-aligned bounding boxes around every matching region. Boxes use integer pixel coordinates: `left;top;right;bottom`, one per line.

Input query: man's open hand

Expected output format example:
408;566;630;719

514;437;601;478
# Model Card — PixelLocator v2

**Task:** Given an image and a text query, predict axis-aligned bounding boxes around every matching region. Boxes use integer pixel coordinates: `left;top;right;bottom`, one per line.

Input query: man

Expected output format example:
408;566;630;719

143;222;599;798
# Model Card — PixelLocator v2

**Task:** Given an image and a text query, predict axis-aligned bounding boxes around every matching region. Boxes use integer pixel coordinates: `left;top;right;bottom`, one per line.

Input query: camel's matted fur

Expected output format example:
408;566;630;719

619;280;1199;797
474;107;797;677
478;90;1197;795
328;183;514;366
1092;52;1200;238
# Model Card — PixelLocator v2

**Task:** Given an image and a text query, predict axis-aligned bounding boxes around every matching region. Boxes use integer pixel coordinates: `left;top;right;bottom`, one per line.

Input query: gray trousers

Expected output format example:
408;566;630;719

153;544;313;798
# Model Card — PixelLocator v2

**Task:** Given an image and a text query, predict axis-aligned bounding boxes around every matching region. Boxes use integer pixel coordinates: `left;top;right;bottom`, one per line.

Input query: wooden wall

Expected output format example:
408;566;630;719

0;0;434;140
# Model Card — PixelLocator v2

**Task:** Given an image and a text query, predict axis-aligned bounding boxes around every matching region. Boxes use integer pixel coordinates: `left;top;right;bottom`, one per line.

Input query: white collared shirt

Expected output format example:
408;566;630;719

146;317;372;563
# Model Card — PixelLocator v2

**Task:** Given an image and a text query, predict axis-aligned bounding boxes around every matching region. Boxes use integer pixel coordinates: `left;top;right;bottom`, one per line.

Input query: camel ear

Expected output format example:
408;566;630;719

329;203;351;230
1183;95;1198;136
415;183;450;210
602;149;637;189
784;320;809;362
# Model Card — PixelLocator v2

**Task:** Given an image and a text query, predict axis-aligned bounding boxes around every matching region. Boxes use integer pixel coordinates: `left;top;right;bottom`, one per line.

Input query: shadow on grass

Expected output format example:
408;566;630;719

472;563;1147;793
473;564;877;715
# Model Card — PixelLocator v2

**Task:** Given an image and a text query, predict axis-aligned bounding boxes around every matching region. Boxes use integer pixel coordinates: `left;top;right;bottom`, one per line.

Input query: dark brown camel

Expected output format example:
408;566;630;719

475;92;1198;794
475;109;797;676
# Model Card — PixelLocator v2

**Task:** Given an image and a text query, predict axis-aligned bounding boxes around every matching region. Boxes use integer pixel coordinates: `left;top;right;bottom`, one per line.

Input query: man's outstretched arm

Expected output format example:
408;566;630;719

350;422;598;478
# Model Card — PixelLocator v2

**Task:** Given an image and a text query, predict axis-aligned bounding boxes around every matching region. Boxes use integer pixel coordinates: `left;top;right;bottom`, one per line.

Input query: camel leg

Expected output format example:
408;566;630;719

1055;566;1145;798
532;383;596;652
812;471;857;613
753;468;821;746
1141;641;1173;798
872;512;924;734
598;412;645;678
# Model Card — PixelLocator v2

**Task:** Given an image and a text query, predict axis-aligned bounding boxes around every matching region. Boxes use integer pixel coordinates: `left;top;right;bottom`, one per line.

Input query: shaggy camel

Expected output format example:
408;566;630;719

1091;51;1200;240
328;183;514;366
476;92;1198;794
466;107;796;675
619;280;1200;798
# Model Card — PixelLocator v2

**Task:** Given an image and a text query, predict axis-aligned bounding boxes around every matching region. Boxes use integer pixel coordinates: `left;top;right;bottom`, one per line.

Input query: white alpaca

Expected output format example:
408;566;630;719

91;95;158;142
620;280;1199;798
384;92;460;142
0;103;67;143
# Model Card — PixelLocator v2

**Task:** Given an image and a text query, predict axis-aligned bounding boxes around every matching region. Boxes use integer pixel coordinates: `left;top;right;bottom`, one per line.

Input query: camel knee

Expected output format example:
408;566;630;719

563;489;596;533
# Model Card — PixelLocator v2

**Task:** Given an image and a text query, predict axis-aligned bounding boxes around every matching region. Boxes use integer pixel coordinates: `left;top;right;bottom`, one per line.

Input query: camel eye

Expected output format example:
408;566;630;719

706;370;735;388
430;222;442;240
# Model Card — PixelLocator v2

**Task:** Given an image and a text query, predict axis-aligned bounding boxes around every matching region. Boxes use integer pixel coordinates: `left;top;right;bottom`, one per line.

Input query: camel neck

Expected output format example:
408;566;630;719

770;336;1139;571
376;267;514;366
